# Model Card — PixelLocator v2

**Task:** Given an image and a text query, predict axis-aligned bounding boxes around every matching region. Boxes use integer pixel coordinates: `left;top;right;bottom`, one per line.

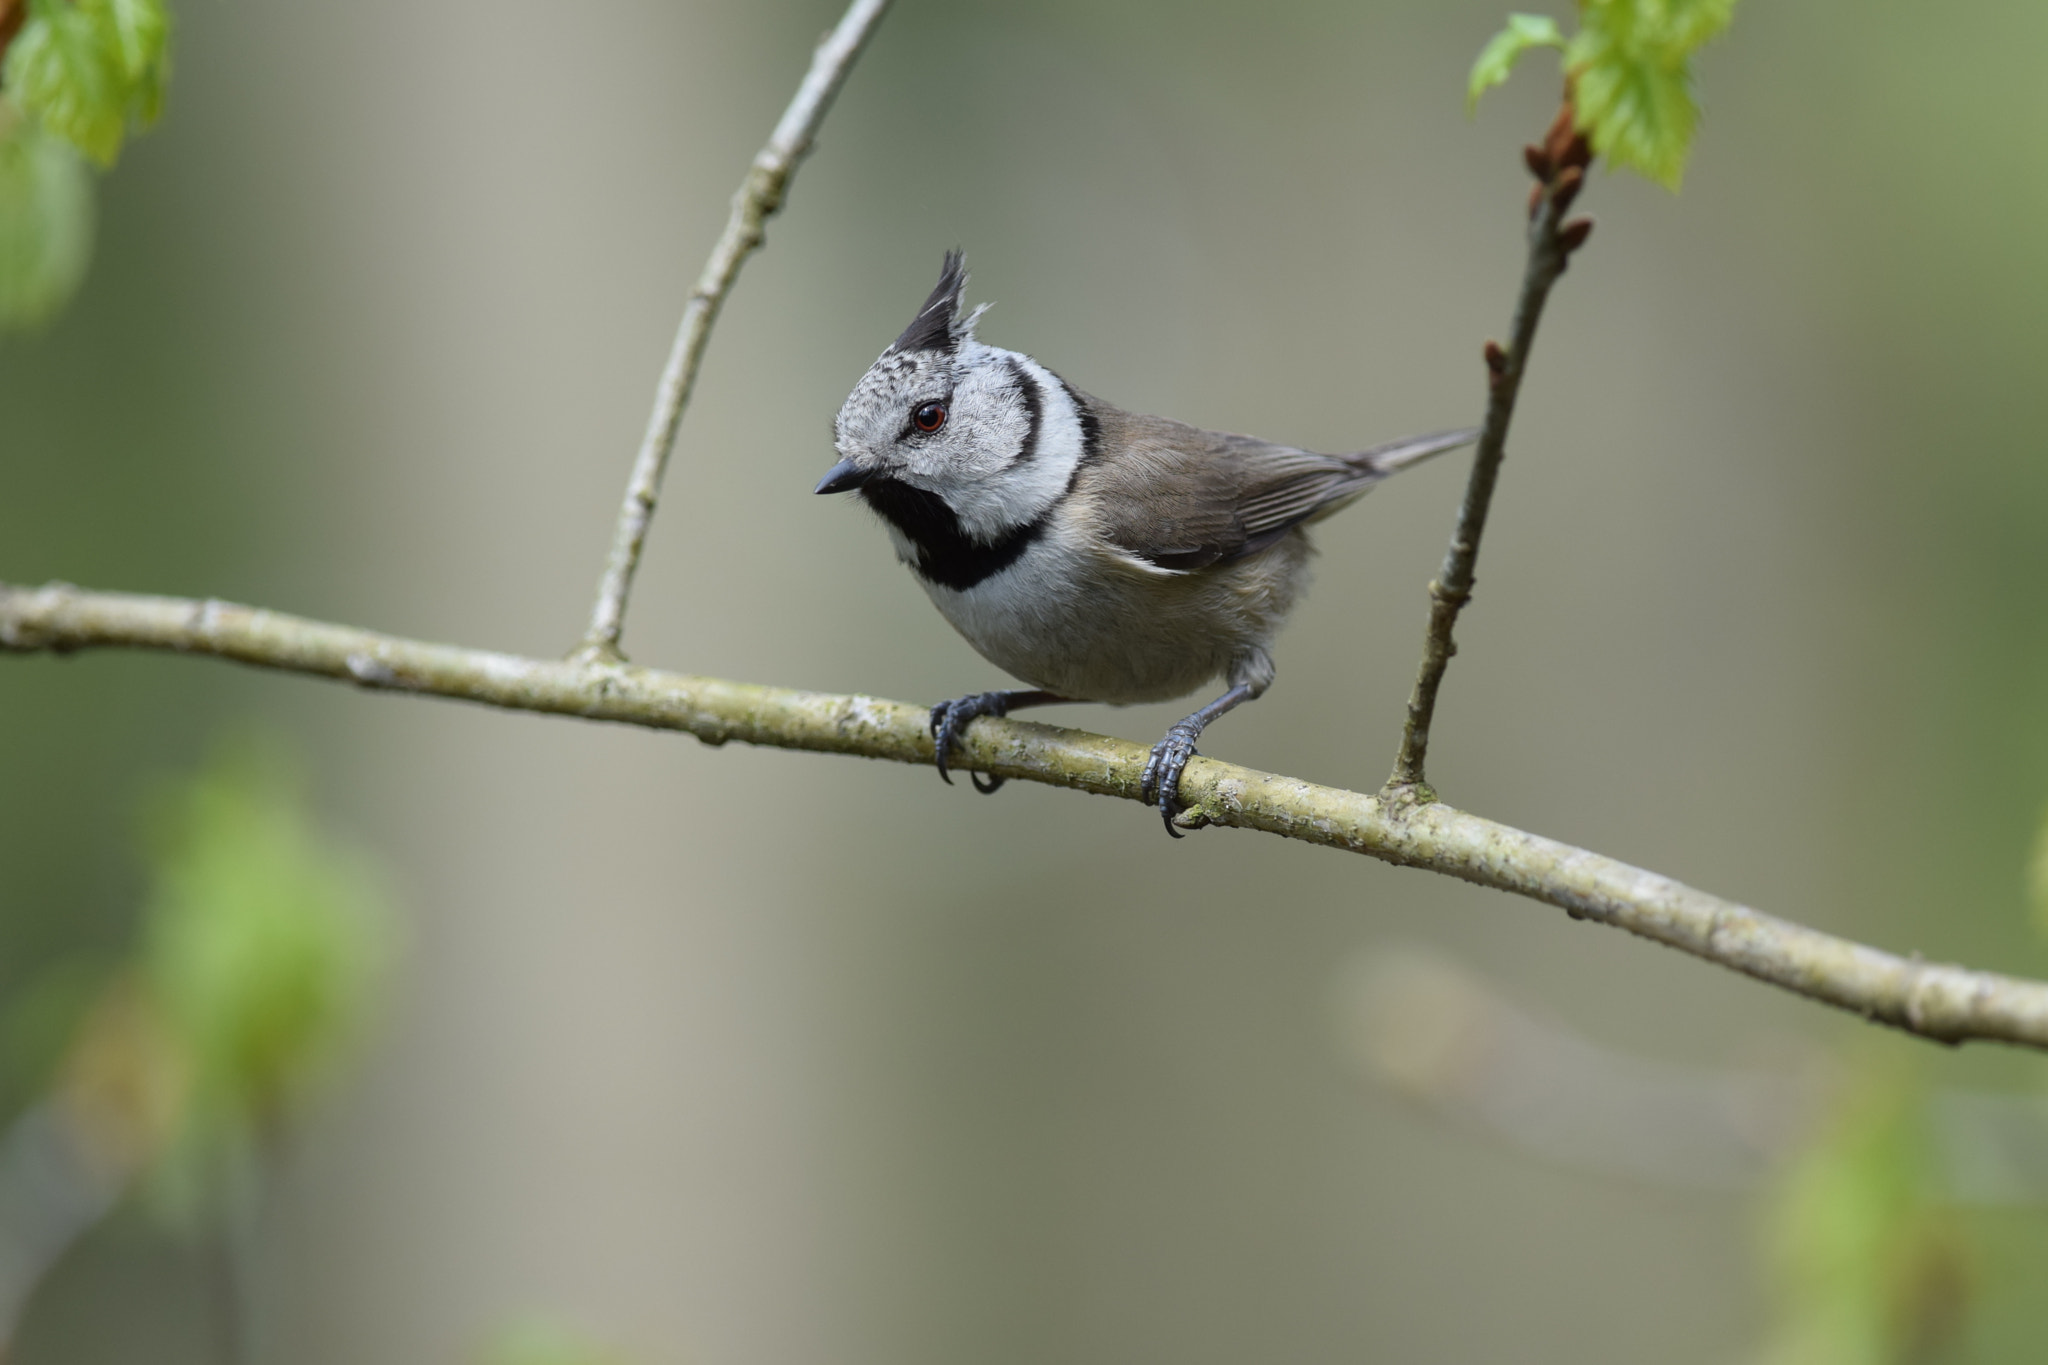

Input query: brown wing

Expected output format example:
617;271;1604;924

1077;404;1381;571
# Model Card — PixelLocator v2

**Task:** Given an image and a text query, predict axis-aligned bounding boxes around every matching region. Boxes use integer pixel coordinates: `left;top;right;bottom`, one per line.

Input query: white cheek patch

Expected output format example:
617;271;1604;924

942;348;1085;542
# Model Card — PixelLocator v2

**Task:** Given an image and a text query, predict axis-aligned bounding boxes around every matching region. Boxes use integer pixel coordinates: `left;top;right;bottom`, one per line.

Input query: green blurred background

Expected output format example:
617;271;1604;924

4;0;2048;1360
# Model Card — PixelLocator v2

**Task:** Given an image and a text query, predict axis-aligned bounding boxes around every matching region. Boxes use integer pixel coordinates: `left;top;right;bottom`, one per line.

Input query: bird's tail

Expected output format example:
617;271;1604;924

1346;427;1481;478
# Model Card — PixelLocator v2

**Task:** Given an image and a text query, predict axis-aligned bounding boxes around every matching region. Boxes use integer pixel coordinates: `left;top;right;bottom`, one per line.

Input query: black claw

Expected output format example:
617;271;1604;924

1140;722;1203;838
929;701;958;786
929;691;1015;791
970;771;1007;795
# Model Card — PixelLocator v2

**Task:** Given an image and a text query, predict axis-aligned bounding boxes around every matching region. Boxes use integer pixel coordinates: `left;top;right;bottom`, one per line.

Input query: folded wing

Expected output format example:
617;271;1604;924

1079;403;1475;571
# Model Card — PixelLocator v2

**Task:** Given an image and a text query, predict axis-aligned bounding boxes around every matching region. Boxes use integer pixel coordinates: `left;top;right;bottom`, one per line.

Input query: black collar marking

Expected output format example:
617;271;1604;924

1054;374;1103;466
859;478;1046;592
1007;356;1044;465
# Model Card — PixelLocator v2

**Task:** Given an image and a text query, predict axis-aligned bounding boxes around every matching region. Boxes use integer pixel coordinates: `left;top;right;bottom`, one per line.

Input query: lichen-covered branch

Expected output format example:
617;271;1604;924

9;578;2048;1053
578;0;894;661
1390;104;1596;794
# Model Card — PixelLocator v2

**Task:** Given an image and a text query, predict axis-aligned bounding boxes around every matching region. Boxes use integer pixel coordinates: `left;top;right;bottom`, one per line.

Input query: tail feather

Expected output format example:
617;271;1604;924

1347;427;1481;477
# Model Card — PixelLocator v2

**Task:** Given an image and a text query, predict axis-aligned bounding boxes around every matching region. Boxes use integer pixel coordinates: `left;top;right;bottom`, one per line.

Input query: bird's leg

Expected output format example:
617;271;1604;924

1138;683;1257;838
929;690;1070;793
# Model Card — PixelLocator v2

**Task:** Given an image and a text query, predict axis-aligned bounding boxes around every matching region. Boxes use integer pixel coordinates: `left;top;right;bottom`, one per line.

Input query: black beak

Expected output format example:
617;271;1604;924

813;457;874;495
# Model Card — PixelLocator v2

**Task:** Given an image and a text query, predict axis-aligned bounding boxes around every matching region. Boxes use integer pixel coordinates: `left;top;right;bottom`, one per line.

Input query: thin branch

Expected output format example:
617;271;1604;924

9;578;2048;1053
1390;104;1595;794
577;0;894;662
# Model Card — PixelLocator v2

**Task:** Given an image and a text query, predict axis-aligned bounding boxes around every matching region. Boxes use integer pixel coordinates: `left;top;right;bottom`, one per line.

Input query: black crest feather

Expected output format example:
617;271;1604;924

891;250;968;354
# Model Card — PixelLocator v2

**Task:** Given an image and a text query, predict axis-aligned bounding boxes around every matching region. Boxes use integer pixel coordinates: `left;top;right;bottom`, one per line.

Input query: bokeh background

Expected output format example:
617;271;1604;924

5;0;2048;1361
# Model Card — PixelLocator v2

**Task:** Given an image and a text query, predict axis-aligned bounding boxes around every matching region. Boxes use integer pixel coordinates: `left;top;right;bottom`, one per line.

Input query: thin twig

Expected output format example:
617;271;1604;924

577;0;894;662
1389;104;1595;795
8;578;2048;1053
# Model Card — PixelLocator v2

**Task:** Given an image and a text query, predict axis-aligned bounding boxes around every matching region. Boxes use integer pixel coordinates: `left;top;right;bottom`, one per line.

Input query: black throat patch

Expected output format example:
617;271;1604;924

859;479;1044;591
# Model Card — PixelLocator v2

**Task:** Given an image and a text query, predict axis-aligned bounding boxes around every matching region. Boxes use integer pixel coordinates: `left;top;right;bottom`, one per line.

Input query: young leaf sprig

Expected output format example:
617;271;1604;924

1468;0;1738;189
0;0;171;326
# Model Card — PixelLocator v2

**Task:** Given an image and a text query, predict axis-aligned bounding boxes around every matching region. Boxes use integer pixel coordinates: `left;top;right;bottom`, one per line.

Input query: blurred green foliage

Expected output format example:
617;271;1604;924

4;734;393;1213
2027;810;2048;943
134;735;393;1216
5;0;167;166
1468;0;1738;187
479;1316;634;1365
0;113;90;325
0;733;395;1345
1755;1066;1967;1365
0;0;170;327
1467;14;1566;112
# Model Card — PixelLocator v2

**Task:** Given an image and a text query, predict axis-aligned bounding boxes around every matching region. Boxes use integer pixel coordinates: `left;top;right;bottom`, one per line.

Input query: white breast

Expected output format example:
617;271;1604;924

915;517;1248;705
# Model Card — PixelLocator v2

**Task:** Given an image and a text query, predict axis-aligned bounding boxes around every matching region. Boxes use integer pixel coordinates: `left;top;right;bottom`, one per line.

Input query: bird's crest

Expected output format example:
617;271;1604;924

890;249;990;354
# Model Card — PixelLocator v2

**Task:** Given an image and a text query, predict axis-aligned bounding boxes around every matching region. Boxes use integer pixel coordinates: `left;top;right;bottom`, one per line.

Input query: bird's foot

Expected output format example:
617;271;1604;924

930;691;1017;793
1138;720;1205;838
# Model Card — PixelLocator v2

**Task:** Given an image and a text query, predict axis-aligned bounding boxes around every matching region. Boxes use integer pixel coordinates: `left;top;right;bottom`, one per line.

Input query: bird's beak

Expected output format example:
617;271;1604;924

813;457;874;495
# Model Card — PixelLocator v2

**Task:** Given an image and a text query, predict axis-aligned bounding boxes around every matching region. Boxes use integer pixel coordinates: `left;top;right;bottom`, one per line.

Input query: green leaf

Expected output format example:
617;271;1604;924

0;112;95;327
6;1;126;165
1463;2;1740;187
4;0;171;166
1567;0;1739;189
92;0;171;124
1468;14;1567;113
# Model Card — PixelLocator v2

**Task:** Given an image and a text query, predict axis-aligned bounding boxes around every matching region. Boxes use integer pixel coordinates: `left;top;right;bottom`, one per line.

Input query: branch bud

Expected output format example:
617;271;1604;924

1551;165;1585;215
1542;99;1593;174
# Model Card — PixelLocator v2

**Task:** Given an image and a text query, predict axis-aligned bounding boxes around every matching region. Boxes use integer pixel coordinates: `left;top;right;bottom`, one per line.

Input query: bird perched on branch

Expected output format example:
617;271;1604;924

817;252;1474;835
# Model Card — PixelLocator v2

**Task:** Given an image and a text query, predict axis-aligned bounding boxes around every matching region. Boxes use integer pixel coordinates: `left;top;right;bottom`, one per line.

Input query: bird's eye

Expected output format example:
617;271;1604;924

913;401;947;433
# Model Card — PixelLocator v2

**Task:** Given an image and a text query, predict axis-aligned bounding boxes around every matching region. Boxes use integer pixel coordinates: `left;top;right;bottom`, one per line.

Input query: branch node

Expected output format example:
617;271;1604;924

1427;577;1473;611
1379;779;1438;810
344;652;400;688
569;641;626;667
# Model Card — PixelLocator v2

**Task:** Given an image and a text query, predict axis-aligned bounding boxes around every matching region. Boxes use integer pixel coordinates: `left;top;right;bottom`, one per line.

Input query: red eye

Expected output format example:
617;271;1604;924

913;401;947;433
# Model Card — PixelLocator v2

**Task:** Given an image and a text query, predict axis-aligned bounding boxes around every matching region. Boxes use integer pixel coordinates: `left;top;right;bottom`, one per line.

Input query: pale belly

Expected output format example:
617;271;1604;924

912;523;1303;704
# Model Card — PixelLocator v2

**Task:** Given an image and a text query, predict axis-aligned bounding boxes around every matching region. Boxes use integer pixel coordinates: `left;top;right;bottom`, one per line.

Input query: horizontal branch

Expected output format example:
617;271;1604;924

7;579;2048;1053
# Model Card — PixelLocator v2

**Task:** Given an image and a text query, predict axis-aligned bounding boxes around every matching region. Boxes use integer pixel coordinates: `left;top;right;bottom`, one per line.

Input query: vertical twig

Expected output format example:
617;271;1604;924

1387;101;1596;797
576;0;895;662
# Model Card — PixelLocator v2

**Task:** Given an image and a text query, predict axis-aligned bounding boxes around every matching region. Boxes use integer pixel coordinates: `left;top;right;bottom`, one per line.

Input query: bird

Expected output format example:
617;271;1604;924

815;252;1475;836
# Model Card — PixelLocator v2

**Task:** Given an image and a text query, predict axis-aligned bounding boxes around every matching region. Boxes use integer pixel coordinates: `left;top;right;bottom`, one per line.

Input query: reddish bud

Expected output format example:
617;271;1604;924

1559;217;1595;253
1523;144;1552;182
0;0;25;63
1551;165;1584;214
1542;102;1577;167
